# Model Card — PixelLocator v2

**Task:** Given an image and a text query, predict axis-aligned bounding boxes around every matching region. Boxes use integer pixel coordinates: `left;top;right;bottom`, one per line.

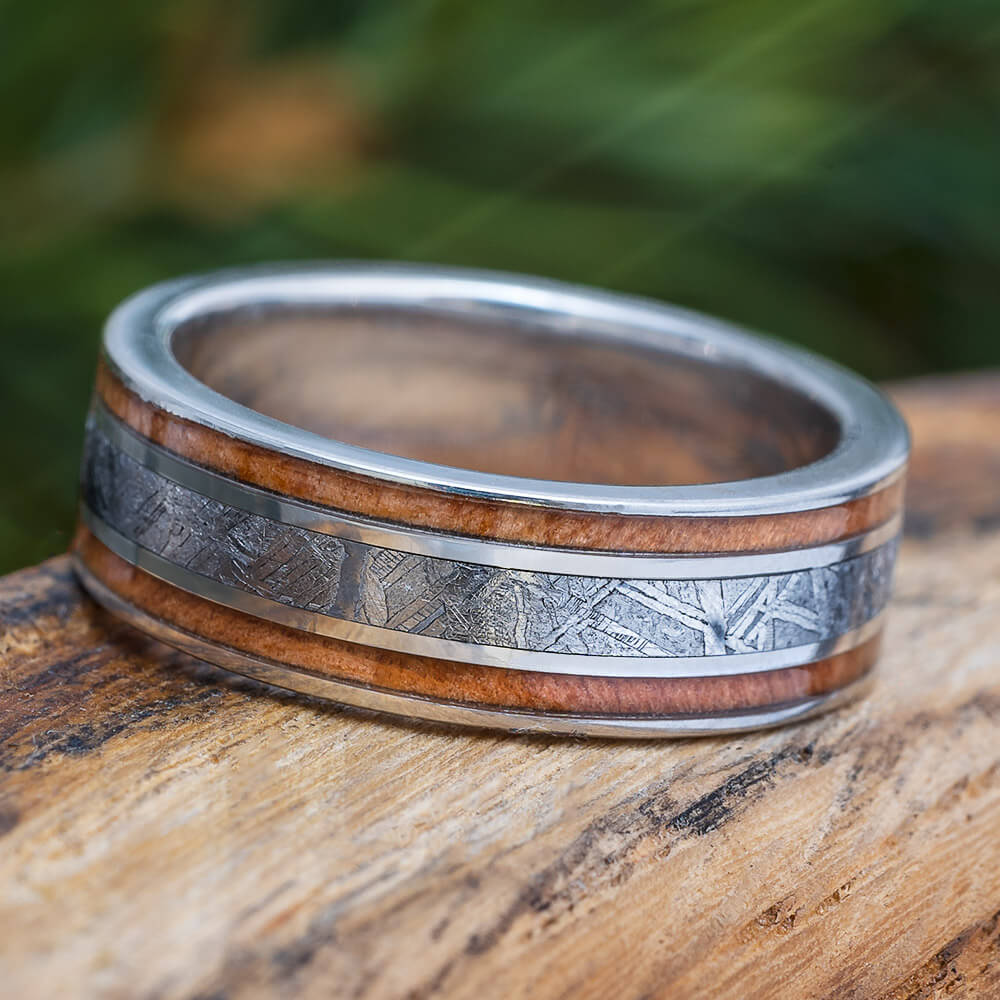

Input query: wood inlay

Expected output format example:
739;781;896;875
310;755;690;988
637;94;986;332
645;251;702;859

74;526;878;716
174;310;841;486
97;363;905;553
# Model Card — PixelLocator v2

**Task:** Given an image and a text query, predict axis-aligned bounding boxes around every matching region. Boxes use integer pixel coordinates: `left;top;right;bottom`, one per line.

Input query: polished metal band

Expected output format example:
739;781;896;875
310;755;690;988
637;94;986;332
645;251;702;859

82;406;898;678
74;264;910;736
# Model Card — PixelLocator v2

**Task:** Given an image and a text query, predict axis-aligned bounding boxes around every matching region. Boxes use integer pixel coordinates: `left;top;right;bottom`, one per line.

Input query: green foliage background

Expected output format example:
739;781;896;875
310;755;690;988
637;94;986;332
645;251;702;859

2;0;999;573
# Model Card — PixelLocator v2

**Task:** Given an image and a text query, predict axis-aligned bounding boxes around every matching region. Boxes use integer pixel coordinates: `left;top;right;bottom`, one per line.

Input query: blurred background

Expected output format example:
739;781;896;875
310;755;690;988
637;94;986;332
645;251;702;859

2;0;999;573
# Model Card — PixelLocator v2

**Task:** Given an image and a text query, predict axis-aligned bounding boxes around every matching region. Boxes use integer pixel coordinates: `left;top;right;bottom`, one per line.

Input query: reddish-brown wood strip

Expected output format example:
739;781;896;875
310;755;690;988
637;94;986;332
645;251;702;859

98;363;905;553
73;526;876;716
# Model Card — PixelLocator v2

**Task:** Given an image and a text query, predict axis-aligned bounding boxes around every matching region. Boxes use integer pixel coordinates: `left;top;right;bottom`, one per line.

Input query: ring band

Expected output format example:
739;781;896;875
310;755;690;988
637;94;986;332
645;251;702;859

73;264;909;736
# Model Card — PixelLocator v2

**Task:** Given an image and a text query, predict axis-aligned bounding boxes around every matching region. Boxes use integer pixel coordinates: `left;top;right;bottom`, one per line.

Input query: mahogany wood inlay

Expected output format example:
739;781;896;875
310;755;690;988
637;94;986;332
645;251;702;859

73;526;878;716
97;363;904;554
174;311;841;486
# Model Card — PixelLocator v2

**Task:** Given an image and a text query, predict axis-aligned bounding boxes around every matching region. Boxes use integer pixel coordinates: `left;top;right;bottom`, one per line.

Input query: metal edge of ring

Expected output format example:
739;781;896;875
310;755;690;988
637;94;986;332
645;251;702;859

91;403;903;580
80;506;888;680
100;264;911;517
73;555;874;739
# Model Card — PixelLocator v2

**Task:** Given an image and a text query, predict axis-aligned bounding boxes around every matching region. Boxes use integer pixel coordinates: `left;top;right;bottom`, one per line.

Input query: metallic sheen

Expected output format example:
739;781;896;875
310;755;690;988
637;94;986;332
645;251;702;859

74;559;875;739
77;263;911;736
102;264;909;517
82;415;897;678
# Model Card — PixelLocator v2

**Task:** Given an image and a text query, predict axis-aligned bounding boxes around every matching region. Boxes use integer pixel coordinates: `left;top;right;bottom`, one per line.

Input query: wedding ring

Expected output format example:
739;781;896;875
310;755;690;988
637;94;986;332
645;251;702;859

73;264;909;736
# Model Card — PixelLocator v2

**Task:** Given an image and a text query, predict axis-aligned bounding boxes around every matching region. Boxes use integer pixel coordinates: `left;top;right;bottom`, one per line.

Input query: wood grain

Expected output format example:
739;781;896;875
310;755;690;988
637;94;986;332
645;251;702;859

1;372;998;1000
97;363;905;553
74;526;878;716
175;310;840;485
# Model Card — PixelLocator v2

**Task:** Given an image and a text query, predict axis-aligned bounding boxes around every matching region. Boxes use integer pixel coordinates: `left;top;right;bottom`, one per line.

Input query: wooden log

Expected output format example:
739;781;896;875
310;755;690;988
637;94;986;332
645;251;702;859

1;372;999;999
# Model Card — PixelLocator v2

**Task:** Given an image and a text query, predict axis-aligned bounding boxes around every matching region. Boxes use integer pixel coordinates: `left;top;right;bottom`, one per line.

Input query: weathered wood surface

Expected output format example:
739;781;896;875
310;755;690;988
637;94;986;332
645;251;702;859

1;373;999;1000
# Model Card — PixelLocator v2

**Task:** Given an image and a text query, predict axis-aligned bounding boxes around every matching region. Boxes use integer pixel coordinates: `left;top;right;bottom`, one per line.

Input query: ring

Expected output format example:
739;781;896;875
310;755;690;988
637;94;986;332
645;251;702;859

73;264;910;737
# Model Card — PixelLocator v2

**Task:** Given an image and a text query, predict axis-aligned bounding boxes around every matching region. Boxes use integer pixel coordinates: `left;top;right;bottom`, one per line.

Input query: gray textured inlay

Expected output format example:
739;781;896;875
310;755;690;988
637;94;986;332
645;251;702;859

82;428;897;658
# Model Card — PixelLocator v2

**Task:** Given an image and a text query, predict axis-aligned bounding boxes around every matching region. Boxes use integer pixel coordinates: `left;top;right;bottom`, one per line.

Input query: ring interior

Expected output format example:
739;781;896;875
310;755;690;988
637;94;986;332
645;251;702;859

172;306;841;487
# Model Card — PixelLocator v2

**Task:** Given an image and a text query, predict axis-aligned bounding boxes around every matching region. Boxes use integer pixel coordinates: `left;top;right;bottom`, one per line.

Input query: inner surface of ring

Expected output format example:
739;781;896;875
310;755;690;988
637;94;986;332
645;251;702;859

173;307;841;486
